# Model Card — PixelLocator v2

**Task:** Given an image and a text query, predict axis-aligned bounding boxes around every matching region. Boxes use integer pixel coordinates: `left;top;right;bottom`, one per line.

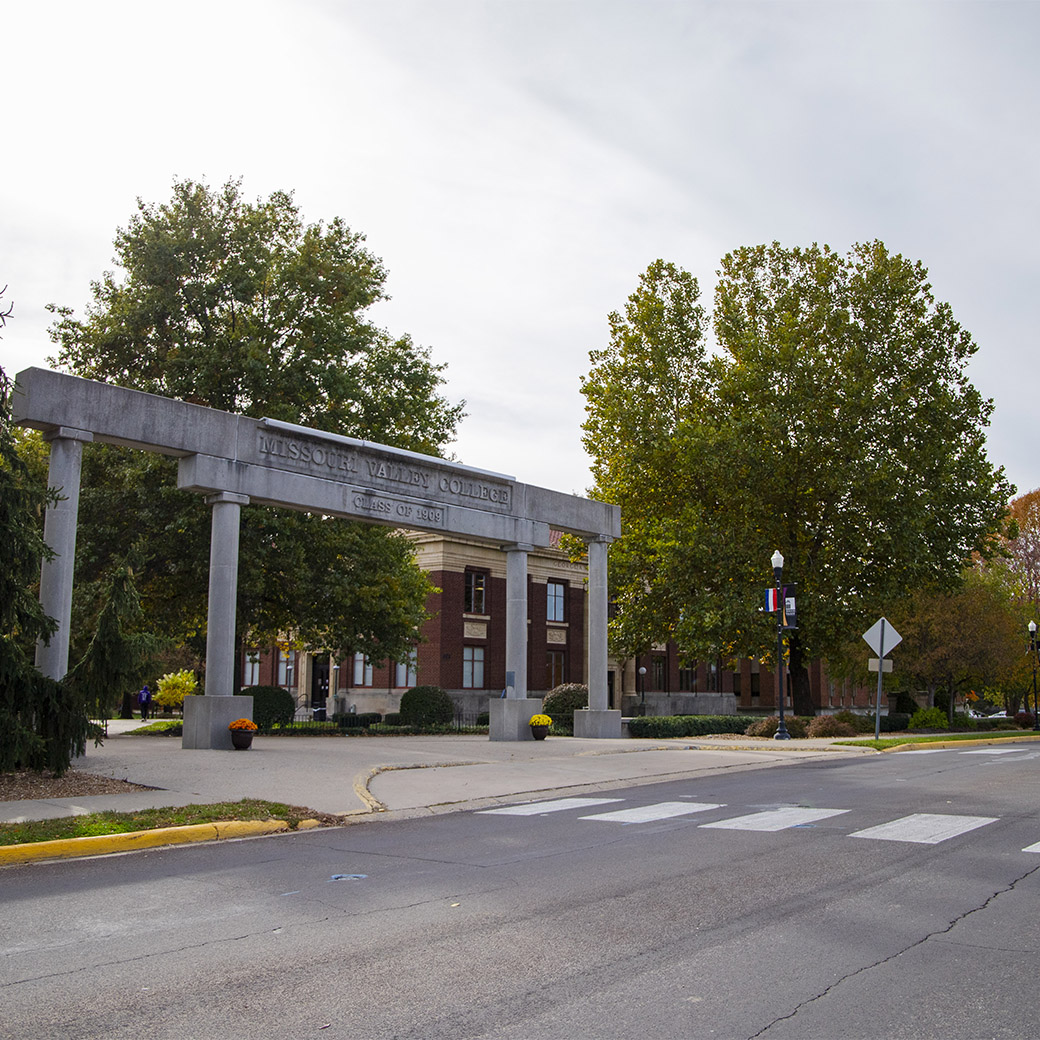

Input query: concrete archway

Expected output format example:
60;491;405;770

14;368;621;747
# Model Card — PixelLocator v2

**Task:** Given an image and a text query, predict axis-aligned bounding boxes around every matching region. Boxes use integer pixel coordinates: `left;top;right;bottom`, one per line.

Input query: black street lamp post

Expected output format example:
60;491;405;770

772;550;791;740
638;665;647;714
1030;621;1038;731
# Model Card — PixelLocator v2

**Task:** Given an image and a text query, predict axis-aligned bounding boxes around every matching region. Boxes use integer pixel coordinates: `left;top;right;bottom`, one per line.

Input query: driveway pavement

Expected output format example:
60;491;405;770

0;719;869;824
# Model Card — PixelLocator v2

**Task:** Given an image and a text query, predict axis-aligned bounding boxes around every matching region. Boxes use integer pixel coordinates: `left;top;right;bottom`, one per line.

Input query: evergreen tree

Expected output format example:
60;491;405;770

65;563;158;722
1;291;93;773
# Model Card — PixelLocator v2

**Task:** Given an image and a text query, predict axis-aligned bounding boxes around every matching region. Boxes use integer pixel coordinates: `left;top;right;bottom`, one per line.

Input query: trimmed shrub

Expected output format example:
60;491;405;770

806;715;858;738
334;712;382;730
399;686;454;727
744;715;810;738
154;669;197;712
244;685;296;732
893;691;920;714
626;715;750;739
476;712;490;726
909;707;948;730
384;712;402;726
882;713;911;732
832;710;875;734
542;684;588;733
1015;710;1036;729
975;716;1013;730
270;721;339;735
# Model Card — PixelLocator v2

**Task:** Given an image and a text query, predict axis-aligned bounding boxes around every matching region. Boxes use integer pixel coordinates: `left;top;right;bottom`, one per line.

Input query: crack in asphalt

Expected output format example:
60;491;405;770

747;859;1040;1039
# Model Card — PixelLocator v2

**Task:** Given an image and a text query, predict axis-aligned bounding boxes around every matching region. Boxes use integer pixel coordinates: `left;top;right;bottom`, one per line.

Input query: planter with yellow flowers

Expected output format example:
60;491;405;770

529;713;552;740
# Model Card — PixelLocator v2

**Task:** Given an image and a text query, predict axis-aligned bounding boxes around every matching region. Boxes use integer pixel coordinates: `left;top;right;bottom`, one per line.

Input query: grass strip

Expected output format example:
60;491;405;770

836;729;1028;751
0;798;338;846
129;720;183;735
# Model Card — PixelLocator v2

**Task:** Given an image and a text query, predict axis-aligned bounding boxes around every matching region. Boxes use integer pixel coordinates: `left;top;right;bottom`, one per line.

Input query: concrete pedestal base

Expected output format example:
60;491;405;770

573;708;623;739
489;698;544;741
182;695;253;750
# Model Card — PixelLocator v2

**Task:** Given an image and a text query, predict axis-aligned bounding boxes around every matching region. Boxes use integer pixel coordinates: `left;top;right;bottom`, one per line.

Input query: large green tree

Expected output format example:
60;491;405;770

47;179;464;675
890;567;1025;720
1004;488;1040;616
582;243;1013;713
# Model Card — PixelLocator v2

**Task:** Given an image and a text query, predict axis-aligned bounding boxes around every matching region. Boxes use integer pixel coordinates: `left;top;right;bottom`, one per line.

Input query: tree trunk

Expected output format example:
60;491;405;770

787;632;816;716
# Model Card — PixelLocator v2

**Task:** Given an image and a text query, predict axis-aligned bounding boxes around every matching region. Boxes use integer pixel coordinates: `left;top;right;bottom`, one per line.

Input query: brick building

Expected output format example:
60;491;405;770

240;531;597;719
240;532;877;719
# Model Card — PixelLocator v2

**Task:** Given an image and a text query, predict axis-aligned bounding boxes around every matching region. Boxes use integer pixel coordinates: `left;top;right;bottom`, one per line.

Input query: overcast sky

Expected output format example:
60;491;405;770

2;0;1037;499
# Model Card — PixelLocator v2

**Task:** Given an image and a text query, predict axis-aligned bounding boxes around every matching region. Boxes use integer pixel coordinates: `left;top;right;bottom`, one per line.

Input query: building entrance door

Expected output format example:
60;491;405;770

311;658;329;717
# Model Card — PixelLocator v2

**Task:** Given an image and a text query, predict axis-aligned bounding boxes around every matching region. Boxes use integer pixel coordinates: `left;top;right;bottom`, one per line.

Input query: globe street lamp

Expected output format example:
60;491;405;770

772;550;791;740
1030;621;1038;731
638;665;647;714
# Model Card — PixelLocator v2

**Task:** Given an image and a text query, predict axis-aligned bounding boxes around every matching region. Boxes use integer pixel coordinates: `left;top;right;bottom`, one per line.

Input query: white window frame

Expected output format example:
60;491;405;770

464;570;487;615
463;646;485;689
243;651;260;687
395;650;418;688
277;650;295;689
353;653;373;687
547;581;566;623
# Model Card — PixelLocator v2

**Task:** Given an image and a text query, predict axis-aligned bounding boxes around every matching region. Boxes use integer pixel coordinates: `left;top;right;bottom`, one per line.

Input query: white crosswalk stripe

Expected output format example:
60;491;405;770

960;747;1030;755
699;807;850;831
849;813;997;844
478;797;623;816
477;798;1032;852
579;801;724;824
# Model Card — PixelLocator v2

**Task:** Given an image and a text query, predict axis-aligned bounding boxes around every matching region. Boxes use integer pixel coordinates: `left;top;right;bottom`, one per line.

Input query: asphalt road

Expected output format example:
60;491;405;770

4;743;1040;1040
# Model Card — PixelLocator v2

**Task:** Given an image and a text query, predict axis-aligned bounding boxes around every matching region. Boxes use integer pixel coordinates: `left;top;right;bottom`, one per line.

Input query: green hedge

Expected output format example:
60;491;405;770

909;707;948;730
399;686;455;727
268;721;340;735
241;686;295;732
334;712;382;729
973;716;1018;731
542;684;588;734
626;714;753;738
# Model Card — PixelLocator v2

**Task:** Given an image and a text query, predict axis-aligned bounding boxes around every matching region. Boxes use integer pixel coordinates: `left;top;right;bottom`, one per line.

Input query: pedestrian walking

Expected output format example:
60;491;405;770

138;684;152;721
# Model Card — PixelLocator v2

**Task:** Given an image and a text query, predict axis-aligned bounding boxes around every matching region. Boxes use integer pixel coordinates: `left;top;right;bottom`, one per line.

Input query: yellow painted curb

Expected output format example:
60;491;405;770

884;733;1040;752
351;760;487;815
352;767;389;813
0;818;304;865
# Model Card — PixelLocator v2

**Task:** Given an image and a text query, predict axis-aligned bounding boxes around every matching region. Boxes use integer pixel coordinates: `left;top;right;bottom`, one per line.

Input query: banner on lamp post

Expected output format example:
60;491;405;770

765;585;797;629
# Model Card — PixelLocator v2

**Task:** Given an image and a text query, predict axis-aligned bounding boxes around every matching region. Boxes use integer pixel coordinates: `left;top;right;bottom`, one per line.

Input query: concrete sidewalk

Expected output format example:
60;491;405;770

0;722;869;824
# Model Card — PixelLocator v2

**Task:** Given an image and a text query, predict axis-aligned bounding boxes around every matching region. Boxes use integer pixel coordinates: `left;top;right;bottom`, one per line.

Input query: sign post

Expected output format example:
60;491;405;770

862;617;902;740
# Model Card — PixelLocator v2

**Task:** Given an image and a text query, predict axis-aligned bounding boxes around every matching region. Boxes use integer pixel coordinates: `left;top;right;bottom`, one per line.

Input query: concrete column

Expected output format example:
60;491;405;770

490;541;541;740
504;542;532;699
586;537;609;711
204;492;249;697
575;535;622;738
36;427;93;679
184;491;251;750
